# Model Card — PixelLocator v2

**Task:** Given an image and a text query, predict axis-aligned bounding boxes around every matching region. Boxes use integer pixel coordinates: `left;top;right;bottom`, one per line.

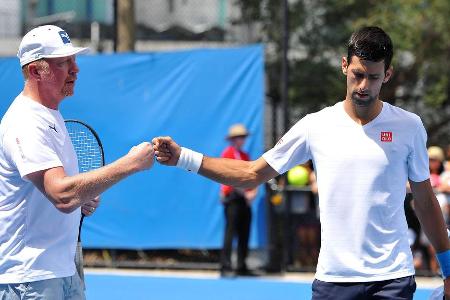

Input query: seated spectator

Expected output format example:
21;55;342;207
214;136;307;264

421;146;447;275
428;146;448;223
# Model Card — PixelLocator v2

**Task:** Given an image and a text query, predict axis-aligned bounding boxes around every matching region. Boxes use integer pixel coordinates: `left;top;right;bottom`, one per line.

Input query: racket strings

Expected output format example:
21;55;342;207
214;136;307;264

66;123;104;173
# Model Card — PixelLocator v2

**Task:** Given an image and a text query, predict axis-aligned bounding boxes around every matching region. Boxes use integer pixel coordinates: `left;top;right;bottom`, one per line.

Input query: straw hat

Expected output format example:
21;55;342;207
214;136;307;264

227;124;249;139
428;146;445;162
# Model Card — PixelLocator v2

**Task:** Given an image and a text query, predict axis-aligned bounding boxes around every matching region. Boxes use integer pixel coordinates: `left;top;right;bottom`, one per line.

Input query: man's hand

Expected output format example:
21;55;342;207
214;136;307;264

82;196;100;216
152;136;181;166
126;142;155;171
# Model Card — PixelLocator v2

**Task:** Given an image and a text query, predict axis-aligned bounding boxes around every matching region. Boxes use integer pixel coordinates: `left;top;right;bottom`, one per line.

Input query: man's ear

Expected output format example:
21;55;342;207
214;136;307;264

27;63;41;80
383;66;394;83
341;56;348;75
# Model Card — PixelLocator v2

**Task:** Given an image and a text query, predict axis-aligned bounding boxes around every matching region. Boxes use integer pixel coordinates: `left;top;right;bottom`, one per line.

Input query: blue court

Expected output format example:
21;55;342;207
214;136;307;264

84;271;437;300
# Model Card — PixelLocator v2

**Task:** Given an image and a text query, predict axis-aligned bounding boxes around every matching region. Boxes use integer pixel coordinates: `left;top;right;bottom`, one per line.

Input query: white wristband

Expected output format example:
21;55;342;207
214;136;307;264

176;147;204;173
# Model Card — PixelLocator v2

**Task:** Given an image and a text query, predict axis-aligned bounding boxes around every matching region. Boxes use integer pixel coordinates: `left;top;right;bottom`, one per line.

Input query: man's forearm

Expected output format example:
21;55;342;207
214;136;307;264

198;157;258;188
46;156;140;213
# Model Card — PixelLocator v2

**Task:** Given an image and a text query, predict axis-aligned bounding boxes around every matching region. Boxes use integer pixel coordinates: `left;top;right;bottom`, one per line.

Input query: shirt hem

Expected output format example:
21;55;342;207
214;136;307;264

0;269;76;284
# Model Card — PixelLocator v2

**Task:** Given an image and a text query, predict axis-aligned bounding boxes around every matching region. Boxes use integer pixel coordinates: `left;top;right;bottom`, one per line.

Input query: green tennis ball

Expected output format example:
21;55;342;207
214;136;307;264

287;166;309;186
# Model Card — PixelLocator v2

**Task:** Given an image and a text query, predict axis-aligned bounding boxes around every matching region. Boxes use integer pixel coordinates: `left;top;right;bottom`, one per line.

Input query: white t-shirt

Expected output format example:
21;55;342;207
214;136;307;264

263;101;429;282
0;94;79;283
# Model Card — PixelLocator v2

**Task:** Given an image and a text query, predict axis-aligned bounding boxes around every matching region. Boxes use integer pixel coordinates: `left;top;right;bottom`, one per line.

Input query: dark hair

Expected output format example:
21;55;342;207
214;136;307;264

347;26;393;71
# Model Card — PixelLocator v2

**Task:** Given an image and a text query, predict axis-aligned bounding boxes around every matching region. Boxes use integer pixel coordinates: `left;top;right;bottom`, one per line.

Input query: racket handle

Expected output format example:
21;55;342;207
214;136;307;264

76;213;86;289
77;214;85;242
75;241;86;290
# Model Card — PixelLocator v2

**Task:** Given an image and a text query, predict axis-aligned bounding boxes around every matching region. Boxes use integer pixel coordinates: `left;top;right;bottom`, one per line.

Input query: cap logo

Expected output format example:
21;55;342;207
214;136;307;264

58;31;71;44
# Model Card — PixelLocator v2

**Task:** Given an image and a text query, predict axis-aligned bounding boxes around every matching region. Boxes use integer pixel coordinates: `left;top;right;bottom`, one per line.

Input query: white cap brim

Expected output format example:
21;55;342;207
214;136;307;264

20;46;89;67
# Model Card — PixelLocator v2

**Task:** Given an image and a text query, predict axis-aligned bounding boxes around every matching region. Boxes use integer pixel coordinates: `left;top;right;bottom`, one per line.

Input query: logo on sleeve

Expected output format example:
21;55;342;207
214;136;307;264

58;31;71;44
16;138;25;159
276;138;284;146
380;131;393;142
49;123;58;133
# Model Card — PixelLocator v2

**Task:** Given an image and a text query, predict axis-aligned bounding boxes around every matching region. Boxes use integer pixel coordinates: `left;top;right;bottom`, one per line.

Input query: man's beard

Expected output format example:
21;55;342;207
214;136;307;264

42;71;74;97
351;91;376;107
61;84;74;96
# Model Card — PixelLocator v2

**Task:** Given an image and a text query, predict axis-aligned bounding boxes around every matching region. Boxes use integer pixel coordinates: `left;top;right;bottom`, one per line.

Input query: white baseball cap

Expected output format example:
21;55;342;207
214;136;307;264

17;25;89;67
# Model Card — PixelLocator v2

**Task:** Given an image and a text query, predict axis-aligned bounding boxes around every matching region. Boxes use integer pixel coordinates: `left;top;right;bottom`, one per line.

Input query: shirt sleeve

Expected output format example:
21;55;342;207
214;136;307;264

407;117;430;182
3;123;63;178
262;115;312;175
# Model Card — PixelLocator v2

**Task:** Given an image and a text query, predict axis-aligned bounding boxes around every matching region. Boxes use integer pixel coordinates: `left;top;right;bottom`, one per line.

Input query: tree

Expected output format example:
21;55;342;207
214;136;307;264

235;0;450;146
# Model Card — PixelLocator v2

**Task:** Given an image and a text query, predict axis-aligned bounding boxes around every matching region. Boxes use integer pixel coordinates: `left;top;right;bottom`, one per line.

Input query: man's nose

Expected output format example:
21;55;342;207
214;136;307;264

69;61;79;75
359;77;369;90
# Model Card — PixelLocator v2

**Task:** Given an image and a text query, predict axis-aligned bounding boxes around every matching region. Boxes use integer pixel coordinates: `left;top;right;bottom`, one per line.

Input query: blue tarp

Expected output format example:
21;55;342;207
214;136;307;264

0;45;266;249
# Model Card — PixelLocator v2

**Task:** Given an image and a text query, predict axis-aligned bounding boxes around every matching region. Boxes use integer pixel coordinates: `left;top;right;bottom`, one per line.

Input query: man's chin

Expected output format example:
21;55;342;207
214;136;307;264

351;97;374;107
62;89;74;97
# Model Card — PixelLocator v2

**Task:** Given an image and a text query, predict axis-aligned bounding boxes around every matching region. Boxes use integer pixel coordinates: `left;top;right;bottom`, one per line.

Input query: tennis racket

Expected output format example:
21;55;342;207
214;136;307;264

65;119;105;288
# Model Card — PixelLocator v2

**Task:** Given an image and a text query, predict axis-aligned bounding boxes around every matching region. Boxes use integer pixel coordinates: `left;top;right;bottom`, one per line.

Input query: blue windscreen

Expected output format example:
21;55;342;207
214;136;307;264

0;45;265;249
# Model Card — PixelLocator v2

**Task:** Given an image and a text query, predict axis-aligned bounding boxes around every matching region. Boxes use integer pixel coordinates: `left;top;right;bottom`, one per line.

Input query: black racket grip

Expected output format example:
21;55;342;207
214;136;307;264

77;214;85;242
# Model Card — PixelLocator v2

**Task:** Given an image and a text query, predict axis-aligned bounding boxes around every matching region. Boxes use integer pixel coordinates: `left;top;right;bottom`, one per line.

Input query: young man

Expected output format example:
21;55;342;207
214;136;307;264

0;25;154;299
153;26;450;299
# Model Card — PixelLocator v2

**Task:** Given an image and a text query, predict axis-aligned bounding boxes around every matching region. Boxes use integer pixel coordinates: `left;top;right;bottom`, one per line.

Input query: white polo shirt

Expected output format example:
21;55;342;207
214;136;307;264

0;94;79;283
263;101;429;282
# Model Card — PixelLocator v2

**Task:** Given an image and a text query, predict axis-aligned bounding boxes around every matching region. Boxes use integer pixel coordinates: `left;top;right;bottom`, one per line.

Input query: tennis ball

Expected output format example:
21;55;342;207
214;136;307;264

287;166;309;186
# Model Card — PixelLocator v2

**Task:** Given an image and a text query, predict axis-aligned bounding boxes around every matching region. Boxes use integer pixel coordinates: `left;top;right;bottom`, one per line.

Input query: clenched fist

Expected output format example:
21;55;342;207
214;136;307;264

152;136;181;166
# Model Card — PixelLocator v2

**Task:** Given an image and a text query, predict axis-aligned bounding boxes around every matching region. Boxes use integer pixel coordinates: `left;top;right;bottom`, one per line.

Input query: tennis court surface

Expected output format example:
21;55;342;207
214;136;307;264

84;269;440;300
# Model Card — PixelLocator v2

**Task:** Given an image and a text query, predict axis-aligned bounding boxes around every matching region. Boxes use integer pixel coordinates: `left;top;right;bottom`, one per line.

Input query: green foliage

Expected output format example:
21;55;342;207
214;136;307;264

235;0;450;145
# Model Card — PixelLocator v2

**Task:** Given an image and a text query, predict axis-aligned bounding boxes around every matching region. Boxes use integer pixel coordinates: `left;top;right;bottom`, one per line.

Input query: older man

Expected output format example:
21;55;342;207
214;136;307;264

0;25;154;299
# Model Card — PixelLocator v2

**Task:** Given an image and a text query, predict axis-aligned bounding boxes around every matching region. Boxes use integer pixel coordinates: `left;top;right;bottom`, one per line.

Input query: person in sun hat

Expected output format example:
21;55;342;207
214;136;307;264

0;25;154;299
219;124;257;277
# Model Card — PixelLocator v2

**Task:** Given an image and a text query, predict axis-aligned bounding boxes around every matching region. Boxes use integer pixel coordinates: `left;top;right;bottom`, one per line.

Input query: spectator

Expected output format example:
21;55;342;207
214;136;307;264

288;162;320;269
439;146;450;225
444;145;450;172
422;146;447;274
428;146;445;189
219;124;257;276
428;146;447;220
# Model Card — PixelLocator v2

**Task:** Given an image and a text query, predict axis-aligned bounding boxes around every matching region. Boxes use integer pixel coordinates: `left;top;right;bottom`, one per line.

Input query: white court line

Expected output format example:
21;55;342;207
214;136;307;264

84;268;313;283
84;268;442;288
